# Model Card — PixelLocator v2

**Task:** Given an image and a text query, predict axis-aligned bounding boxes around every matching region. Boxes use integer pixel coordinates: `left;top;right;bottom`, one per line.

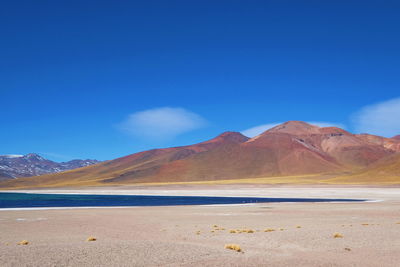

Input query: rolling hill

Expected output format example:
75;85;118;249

0;121;399;188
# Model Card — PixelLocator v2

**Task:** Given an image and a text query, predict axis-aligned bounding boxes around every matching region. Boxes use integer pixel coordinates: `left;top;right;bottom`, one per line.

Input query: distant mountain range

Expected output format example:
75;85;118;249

1;121;400;188
0;153;100;181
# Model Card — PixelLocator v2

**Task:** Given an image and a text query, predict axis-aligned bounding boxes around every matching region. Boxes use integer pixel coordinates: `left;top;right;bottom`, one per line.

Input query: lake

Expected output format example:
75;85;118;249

0;192;365;209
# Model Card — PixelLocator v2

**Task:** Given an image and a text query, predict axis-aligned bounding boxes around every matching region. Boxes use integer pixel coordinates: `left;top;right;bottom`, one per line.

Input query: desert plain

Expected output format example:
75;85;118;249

1;185;400;267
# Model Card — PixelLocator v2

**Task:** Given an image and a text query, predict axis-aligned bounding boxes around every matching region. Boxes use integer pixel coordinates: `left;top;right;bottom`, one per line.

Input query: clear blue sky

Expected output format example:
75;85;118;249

1;1;400;161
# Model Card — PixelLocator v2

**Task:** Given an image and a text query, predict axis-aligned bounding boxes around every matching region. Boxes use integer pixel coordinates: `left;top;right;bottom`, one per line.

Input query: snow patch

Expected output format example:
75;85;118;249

1;155;23;158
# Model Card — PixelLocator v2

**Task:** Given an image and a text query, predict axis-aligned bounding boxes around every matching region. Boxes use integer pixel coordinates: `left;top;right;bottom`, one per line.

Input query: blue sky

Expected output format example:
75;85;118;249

1;0;400;161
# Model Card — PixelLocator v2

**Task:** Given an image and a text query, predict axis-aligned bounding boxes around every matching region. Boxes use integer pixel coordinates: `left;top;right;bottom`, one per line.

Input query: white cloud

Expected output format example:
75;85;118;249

119;107;206;140
241;121;345;137
241;123;280;137
352;97;400;137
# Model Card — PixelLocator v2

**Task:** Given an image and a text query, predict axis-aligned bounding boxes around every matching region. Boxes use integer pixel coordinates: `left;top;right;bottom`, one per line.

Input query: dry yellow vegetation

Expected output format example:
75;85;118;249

1;171;377;189
2;168;399;189
86;237;97;242
224;244;242;252
333;233;343;238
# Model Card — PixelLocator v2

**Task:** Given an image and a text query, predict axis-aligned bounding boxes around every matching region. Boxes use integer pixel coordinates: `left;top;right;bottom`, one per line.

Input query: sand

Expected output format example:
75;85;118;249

1;185;400;266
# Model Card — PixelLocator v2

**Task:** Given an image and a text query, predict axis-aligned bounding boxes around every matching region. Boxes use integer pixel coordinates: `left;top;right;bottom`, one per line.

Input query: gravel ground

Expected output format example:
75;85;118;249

1;186;400;266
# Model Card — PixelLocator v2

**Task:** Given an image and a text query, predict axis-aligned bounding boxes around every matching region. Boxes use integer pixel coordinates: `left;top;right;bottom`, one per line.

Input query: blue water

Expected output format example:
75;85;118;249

0;193;364;209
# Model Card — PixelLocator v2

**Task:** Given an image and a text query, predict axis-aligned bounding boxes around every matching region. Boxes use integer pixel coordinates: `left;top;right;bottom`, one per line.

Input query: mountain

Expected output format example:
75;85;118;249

263;122;392;169
393;135;400;141
0;153;100;181
0;121;398;188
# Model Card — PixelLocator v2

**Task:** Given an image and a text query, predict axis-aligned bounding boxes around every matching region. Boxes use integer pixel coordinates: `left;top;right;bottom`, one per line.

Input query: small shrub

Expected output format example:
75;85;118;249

344;247;351;251
86;237;97;242
17;240;29;245
229;230;237;233
333;233;343;238
224;244;242;252
296;226;302;228
264;228;275;232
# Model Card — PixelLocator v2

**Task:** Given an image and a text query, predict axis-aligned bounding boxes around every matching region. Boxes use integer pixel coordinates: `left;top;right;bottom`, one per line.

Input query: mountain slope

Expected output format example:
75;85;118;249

0;153;100;180
356;134;400;152
327;153;400;184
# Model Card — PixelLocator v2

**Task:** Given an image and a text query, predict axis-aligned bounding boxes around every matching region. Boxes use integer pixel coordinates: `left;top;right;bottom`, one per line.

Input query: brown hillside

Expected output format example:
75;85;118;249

327;153;400;184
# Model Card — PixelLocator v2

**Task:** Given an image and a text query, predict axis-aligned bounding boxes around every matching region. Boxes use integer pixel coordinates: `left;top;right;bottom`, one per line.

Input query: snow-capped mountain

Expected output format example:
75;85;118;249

0;153;100;180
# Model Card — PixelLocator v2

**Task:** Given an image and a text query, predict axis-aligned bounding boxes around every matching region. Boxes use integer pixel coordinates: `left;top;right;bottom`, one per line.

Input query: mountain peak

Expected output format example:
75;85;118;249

265;121;321;135
24;153;45;161
204;131;249;144
218;131;249;139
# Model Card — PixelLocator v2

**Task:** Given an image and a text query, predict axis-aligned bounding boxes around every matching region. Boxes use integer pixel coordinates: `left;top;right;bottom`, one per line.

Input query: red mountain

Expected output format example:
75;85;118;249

253;122;392;169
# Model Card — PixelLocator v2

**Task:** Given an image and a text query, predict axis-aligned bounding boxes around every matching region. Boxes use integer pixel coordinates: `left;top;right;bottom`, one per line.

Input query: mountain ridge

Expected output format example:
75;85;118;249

0;153;100;181
1;121;399;188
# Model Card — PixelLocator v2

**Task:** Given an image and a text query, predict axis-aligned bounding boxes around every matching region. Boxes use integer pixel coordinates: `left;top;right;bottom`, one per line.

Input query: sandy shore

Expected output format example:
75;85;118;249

1;186;400;266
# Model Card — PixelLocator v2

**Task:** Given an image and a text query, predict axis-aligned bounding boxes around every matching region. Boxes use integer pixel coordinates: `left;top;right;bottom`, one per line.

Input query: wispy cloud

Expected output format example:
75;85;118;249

352;97;400;137
118;107;206;140
241;123;280;137
241;121;345;137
